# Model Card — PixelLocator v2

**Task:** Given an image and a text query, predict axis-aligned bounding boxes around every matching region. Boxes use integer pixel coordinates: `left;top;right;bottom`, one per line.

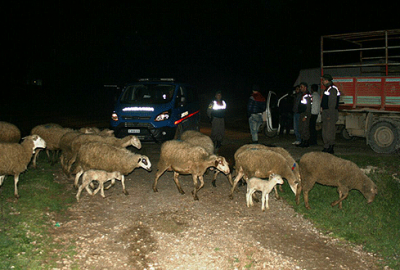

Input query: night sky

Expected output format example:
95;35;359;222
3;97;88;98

4;1;399;118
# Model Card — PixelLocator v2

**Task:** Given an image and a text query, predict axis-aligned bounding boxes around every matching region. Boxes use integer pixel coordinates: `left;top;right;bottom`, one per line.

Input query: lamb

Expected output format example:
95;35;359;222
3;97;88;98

230;147;298;200
297;152;378;209
0;135;46;198
73;142;151;195
65;133;142;172
180;130;233;186
233;144;300;195
0;121;21;143
30;123;73;167
246;174;284;211
76;170;122;201
153;140;230;200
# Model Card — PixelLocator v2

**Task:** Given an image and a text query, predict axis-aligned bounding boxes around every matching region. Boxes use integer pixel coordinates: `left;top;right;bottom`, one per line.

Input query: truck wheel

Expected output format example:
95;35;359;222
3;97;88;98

368;121;399;153
340;126;354;140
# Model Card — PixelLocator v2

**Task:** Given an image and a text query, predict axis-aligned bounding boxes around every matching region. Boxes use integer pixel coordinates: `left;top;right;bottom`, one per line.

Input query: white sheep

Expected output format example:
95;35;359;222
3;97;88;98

153;140;230;200
246;174;284;211
0;135;46;198
73;142;151;195
0;121;21;143
230;147;298;200
180;130;233;186
75;170;122;201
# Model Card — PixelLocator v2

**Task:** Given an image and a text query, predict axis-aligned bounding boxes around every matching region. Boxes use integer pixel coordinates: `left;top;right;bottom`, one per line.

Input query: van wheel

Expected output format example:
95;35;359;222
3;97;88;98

368;121;399;153
340;126;354;140
264;125;278;138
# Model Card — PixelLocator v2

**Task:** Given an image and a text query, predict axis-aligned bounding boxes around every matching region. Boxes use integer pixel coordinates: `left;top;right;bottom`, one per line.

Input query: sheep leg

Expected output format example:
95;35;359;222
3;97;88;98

303;189;311;209
173;172;185;194
246;189;255;207
104;179;115;190
273;185;280;200
13;174;20;198
153;168;167;192
212;171;220;187
76;181;90;202
331;190;348;209
74;170;84;189
295;183;303;205
121;175;128;195
191;175;199;200
0;176;5;186
229;171;244;199
262;191;270;211
32;149;41;169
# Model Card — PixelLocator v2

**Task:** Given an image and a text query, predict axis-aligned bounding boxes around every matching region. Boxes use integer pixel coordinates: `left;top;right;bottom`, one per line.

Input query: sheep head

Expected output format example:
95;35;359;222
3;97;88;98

214;156;230;175
269;173;284;185
362;177;378;204
137;155;152;171
130;136;142;149
25;135;46;154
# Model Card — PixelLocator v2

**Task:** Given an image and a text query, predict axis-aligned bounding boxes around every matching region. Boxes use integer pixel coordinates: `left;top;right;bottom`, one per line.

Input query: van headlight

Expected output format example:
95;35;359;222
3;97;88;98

111;112;119;121
155;111;170;121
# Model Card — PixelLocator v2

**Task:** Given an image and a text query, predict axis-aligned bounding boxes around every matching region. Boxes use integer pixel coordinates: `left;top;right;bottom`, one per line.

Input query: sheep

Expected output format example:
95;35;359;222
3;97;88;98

30;124;73;167
246;174;284;211
76;170;122;201
0;121;21;143
234;144;300;195
66;133;142;172
73;142;151;195
230;147;298;200
0;135;46;198
180;130;233;186
297;152;378;209
153;140;230;200
59;127;111;175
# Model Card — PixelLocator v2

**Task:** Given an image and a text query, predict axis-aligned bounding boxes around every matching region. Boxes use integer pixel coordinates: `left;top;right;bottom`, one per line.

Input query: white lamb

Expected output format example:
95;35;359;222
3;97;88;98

246;174;284;211
76;170;123;201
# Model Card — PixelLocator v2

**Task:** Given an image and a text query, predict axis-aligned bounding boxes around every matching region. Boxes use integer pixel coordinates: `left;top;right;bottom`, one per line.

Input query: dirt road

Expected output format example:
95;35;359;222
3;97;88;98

49;123;385;270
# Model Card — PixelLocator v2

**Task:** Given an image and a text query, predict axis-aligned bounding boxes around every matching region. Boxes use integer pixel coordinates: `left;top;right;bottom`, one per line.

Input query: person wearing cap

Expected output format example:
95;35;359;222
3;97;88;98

247;85;266;143
321;74;340;154
207;91;227;150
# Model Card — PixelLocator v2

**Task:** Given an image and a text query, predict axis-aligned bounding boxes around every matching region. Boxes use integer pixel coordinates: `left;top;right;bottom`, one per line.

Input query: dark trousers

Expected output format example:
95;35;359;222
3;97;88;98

309;114;318;145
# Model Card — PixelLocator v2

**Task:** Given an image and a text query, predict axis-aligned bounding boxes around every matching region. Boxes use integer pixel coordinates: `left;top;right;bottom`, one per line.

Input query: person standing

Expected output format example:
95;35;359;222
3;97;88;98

207;91;227;150
247;85;266;144
292;85;302;145
296;82;312;147
321;74;340;154
309;84;321;145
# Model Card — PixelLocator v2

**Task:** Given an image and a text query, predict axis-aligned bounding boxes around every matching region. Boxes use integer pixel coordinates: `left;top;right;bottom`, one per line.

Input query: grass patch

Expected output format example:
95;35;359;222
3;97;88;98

0;154;77;269
281;154;400;269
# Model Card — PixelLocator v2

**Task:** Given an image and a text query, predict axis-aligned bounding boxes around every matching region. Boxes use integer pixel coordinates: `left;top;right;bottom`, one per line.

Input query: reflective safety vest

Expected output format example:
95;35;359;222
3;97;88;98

300;93;312;105
210;100;226;118
321;85;340;109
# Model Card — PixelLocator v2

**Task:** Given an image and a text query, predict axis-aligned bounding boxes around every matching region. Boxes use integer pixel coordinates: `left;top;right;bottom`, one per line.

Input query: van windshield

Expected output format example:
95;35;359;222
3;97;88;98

120;84;176;104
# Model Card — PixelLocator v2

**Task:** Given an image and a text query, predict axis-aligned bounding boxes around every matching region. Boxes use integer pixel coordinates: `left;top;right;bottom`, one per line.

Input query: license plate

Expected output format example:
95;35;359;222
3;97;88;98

128;129;140;134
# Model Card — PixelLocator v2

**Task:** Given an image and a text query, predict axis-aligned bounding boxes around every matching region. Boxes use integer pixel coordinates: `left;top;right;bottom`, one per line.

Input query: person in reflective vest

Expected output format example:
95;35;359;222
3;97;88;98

207;91;227;150
296;82;312;148
321;74;340;154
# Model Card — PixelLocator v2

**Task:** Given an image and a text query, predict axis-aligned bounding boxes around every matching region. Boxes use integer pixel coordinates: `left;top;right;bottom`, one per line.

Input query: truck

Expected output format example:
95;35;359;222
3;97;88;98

266;30;400;153
321;30;400;153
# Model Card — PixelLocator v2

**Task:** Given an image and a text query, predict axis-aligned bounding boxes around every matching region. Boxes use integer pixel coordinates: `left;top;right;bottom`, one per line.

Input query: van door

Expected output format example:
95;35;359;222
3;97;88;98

264;91;280;137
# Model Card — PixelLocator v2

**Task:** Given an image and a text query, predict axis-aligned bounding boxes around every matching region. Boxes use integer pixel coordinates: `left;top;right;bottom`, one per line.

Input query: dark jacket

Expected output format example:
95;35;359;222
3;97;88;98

247;92;266;115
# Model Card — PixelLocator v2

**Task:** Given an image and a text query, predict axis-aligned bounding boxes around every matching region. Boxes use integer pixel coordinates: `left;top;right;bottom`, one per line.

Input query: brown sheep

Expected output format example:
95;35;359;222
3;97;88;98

0;121;21;143
153;140;230;200
297;152;378;209
0;135;46;198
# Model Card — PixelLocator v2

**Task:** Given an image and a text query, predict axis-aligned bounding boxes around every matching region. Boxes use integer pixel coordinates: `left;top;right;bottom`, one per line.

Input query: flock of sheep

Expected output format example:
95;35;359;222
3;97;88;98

0;120;378;211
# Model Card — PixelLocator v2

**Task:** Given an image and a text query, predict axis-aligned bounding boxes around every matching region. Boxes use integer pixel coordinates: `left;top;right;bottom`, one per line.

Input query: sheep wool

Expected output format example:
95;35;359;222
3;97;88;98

73;142;151;195
297;152;378;209
0;121;21;143
153;140;230;200
230;147;298;199
0;135;46;198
